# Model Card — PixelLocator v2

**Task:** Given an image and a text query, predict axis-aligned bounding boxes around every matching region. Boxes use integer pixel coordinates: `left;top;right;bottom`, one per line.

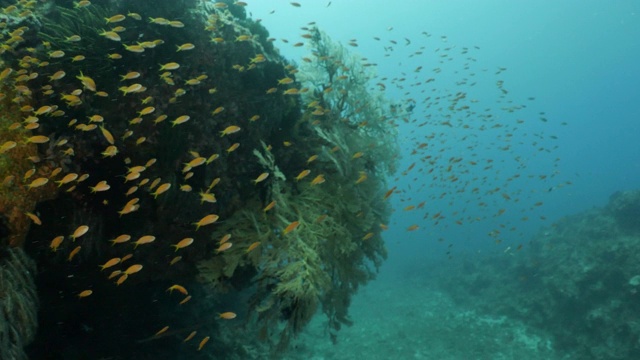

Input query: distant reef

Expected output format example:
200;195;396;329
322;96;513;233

441;189;640;360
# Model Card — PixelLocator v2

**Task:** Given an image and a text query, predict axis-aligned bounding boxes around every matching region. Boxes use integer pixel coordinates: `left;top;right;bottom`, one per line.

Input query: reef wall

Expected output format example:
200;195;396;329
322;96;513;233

1;0;398;357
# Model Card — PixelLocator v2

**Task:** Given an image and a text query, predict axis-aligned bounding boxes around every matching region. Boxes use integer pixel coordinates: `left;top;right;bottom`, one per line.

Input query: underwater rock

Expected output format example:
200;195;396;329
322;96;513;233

438;189;640;360
606;190;640;233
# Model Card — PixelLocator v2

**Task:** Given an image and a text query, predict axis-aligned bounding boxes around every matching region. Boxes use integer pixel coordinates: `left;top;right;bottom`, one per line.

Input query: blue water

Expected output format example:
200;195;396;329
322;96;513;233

249;0;640;264
247;1;640;358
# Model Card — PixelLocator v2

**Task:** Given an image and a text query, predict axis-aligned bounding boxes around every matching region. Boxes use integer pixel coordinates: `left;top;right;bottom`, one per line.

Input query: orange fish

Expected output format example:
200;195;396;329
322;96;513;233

124;264;143;275
99;257;121;270
68;246;81;261
154;326;169;336
216;242;232;253
219;125;241;136
219;312;237;320
193;214;219;230
283;221;299;235
171;237;194;251
295;170;310;181
263;200;276;212
246;241;261;253
78;290;93;298
183;331;197;343
133;235;155;248
167;284;188;295
198;336;210;351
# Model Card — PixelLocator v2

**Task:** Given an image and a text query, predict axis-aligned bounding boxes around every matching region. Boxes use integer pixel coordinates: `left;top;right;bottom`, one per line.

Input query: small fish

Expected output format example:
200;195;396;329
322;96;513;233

110;234;131;245
50;235;64;251
159;62;180;71
246;241;261;253
26;135;49;144
152;183;171;198
198;336;210;351
55;173;79;186
68;246;81;261
171;115;190;126
154;326;169;337
193;214;219;230
116;274;128;285
216;242;232;253
219;312;237;320
176;43;195;51
71;225;89;240
134;235;155;248
99;257;121;270
124;264;143;275
283;221;300;235
295;170;310;181
25;212;42;225
90;180;110;193
253;172;269;184
171;238;194;251
26;177;49;189
78;290;93;298
105;14;126;23
76;71;96;91
167;284;188;295
183;331;197;343
263;200;276;212
310;174;325;186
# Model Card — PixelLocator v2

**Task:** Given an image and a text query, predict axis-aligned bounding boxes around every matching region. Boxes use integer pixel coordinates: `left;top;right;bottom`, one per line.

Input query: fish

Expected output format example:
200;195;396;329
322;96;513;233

198;337;210;351
216;242;232;253
50;236;64;251
152;183;171;198
263;200;276;212
78;290;93;298
71;225;89;240
159;62;180;71
25;212;42;225
176;43;195;51
253;172;269;184
26;135;49;144
55;173;78;186
99;257;121;270
134;235;155;248
246;241;261;253
110;234;131;245
193;214;219;230
154;326;169;337
124;264;143;275
219;312;237;319
167;284;188;295
26;177;49;189
220;125;241;136
76;71;96;91
120;71;140;81
171;115;190;126
283;221;300;235
68;246;81;261
105;14;126;23
310;174;325;185
295;170;310;181
90;180;110;192
171;238;194;251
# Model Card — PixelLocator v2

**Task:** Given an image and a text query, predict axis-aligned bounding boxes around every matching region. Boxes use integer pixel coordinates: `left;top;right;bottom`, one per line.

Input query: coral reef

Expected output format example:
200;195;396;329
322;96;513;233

438;189;640;359
0;0;398;357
